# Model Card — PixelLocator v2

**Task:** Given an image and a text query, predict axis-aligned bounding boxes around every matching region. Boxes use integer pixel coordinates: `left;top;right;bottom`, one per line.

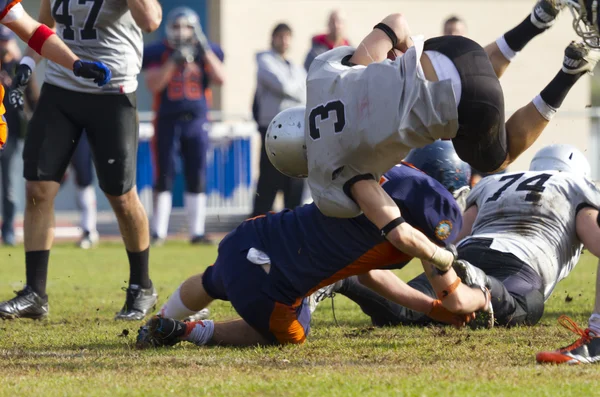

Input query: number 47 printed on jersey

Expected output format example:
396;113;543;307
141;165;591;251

52;0;104;41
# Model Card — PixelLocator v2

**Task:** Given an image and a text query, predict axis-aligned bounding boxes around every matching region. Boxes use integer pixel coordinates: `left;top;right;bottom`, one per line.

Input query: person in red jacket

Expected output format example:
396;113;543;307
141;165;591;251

304;10;350;71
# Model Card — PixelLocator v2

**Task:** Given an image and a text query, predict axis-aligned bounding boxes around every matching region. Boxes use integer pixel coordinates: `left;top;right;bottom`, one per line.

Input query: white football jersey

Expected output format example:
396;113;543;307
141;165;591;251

305;37;459;218
462;170;600;299
45;0;143;94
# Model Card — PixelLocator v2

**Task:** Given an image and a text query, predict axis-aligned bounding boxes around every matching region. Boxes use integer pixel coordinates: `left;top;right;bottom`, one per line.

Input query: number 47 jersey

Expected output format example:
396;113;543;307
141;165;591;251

463;170;600;299
304;38;459;218
46;0;143;94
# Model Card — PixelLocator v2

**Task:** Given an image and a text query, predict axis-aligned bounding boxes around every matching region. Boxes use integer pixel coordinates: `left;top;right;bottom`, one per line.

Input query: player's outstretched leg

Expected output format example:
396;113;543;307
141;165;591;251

536;315;600;364
486;0;564;78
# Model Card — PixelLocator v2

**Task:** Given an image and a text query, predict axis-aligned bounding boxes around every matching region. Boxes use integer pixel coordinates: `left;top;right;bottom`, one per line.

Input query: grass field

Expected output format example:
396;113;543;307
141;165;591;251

1;242;599;396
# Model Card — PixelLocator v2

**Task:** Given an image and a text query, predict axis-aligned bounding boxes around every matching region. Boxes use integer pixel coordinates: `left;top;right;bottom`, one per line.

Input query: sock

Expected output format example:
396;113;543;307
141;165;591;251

183;319;215;345
504;15;548;53
540;70;584;109
496;35;519;62
157;285;196;320
127;247;151;289
26;250;50;297
152;191;172;238
532;95;557;121
77;185;97;233
185;192;207;237
589;313;600;335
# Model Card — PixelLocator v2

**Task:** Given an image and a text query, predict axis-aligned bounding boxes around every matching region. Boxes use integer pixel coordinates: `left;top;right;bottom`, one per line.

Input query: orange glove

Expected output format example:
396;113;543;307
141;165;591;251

0;119;6;149
427;299;475;328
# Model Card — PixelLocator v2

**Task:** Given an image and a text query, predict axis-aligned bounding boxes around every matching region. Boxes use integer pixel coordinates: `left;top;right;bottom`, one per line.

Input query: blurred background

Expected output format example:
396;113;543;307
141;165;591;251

3;0;599;242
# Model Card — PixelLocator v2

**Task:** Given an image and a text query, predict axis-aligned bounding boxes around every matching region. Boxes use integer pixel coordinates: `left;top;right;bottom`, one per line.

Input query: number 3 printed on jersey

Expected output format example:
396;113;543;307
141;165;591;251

308;100;346;140
52;0;104;41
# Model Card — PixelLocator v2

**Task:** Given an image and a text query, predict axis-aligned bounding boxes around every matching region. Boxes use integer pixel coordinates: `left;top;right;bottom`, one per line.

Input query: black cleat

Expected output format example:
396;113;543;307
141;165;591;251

114;284;158;321
136;315;187;349
0;286;49;320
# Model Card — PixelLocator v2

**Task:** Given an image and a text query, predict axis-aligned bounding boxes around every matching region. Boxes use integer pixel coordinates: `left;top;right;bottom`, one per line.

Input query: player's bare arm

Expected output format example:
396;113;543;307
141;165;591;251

145;61;178;94
20;0;54;65
203;49;225;85
455;205;478;243
127;0;162;33
349;13;413;66
576;207;600;258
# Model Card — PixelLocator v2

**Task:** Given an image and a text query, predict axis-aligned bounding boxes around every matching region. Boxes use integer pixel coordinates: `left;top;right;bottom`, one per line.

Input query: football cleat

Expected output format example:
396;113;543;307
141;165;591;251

77;230;99;249
453;259;491;290
114;284;158;321
0;286;49;320
136;315;187;349
190;235;215;245
151;234;166;247
536;315;600;364
531;0;564;29
308;280;343;314
184;308;211;322
469;286;495;330
562;41;600;75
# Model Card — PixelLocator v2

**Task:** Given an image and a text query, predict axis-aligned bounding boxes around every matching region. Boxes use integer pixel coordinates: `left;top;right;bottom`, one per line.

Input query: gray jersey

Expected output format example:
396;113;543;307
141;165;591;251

462;171;600;299
45;0;142;94
305;37;459;218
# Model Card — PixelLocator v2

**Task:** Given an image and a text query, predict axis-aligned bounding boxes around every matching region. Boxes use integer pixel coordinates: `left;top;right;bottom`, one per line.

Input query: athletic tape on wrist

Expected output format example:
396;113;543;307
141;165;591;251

437;277;462;300
532;94;557;121
495;35;518;62
20;56;36;73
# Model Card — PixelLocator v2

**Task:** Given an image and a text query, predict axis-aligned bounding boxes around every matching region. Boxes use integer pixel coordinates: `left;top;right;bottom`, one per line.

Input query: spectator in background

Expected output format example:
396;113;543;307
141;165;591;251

442;15;468;36
0;26;38;246
252;23;305;217
304;10;350;71
143;7;225;246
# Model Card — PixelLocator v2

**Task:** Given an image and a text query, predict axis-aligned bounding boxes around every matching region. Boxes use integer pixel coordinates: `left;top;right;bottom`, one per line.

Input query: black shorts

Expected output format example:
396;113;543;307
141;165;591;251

424;36;508;173
23;83;138;196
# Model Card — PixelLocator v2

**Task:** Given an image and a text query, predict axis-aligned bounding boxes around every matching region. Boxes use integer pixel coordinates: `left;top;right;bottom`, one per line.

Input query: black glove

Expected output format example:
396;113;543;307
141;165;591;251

72;60;112;87
9;63;33;110
170;46;197;65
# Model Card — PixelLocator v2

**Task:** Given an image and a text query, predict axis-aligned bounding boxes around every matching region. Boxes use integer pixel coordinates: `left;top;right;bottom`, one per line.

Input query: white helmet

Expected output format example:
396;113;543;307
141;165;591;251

265;106;308;178
529;144;591;177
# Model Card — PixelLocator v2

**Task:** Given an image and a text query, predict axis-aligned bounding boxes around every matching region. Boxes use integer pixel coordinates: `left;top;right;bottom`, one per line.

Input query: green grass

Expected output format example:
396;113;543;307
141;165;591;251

1;242;599;396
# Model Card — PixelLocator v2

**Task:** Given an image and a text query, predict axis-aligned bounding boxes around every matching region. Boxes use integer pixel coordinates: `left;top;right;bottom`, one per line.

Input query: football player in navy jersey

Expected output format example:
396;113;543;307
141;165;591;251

143;7;225;246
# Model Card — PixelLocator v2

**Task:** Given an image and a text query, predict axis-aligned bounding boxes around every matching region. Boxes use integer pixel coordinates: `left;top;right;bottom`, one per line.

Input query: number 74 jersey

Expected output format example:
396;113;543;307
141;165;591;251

46;0;143;94
464;170;600;299
304;40;459;218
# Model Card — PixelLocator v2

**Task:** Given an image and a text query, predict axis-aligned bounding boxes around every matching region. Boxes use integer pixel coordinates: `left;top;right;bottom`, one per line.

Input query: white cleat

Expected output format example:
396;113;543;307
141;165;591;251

78;230;99;249
531;0;564;29
308;281;342;314
562;41;600;75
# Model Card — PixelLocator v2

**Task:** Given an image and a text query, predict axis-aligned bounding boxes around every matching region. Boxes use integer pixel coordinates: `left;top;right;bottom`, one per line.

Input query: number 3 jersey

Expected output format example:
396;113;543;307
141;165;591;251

305;37;459;218
463;170;600;299
46;0;142;94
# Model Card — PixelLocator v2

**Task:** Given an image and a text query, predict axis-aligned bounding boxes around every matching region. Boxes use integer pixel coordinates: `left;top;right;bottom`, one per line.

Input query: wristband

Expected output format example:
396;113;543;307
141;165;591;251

380;216;405;237
28;24;55;55
437;277;462;300
20;56;36;73
373;23;398;48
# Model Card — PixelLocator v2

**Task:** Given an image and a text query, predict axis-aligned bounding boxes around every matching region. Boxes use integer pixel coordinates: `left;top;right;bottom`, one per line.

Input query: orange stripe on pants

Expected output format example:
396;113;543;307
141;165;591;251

269;300;306;344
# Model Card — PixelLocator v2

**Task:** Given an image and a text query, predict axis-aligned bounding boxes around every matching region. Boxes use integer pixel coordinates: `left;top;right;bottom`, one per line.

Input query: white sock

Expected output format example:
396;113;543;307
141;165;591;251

152;191;172;238
157;286;197;320
184;320;215;346
496;35;518;62
589;313;600;335
185;192;207;237
532;94;557;121
77;185;97;233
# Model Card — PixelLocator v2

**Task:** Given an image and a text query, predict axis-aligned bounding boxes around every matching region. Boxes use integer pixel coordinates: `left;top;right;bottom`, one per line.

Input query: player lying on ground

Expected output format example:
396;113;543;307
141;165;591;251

0;0;110;148
323;144;600;330
298;1;597;288
135;146;493;348
536;259;600;365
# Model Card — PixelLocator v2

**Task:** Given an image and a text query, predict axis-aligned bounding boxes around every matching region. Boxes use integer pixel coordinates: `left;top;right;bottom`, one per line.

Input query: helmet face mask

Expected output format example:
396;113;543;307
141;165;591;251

166;7;202;48
563;0;600;48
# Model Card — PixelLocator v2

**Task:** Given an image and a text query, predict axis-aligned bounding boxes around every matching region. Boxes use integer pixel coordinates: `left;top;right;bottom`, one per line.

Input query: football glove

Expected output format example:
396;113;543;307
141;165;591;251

9;63;33;109
72;60;111;87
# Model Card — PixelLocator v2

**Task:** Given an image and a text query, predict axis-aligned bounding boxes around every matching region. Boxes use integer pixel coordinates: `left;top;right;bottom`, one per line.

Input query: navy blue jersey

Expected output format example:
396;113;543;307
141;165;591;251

143;40;224;119
231;163;462;304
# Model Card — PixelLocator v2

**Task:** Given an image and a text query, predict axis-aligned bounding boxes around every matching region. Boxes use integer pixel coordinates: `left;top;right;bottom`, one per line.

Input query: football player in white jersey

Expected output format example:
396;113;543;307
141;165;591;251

268;1;596;317
0;0;163;322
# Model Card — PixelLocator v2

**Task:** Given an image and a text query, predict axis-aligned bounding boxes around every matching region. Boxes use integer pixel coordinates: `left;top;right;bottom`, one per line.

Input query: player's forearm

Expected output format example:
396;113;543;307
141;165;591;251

358;270;434;314
127;0;162;33
145;62;177;94
203;51;225;85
